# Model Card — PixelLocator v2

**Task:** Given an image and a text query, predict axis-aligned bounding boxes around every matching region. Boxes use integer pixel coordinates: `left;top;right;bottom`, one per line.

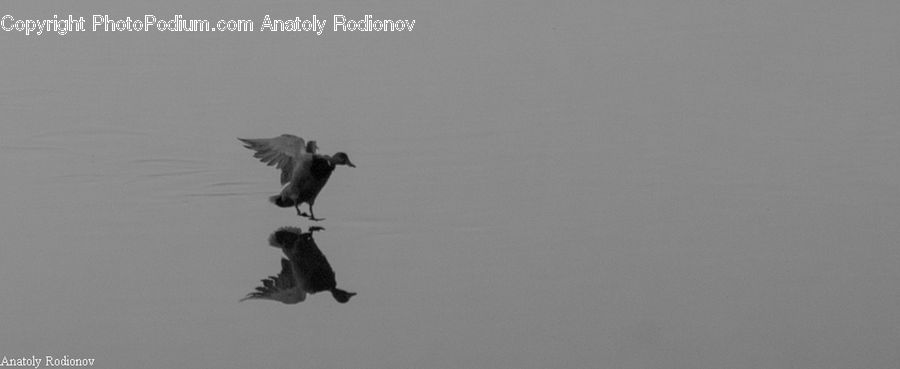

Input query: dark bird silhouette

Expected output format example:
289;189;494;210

238;134;355;221
241;226;356;304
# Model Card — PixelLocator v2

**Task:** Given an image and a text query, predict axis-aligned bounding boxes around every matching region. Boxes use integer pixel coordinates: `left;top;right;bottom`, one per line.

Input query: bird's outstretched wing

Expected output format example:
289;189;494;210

238;134;313;185
240;258;307;304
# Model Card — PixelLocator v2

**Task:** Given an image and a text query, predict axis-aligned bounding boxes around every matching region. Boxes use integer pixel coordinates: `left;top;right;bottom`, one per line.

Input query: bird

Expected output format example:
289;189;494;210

238;134;355;221
241;226;356;304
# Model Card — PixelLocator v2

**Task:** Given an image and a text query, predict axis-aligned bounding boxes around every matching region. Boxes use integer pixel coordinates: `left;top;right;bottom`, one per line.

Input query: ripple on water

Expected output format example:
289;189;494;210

29;127;152;141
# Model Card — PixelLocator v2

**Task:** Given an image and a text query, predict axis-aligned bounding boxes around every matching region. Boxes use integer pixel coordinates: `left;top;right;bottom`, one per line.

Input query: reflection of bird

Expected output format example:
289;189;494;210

241;258;308;304
238;134;355;221
241;227;356;304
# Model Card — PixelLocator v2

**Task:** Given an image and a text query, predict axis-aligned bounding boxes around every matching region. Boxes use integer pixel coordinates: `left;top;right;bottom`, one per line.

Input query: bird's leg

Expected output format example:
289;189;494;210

296;203;309;218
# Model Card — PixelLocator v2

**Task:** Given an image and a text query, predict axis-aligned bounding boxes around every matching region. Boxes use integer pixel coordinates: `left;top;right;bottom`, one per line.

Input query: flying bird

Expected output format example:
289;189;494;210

238;134;355;221
241;226;356;304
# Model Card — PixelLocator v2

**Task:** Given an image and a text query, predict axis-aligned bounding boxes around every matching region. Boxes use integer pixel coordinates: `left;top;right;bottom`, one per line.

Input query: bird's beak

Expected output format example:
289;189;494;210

347;161;356;168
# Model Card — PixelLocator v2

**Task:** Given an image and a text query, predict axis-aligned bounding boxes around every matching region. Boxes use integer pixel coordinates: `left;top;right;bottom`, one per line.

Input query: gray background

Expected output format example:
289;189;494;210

2;1;899;368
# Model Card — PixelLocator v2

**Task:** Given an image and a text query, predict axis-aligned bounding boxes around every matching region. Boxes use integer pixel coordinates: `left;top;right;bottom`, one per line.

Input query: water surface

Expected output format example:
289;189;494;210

2;1;899;368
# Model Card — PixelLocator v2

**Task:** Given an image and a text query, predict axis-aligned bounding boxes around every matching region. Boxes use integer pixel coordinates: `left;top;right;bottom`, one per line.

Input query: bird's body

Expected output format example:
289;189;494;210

241;227;356;304
273;154;336;215
238;134;354;220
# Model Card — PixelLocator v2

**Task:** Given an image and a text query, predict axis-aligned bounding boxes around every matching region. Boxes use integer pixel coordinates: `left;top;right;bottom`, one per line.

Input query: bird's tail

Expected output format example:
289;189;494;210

269;194;294;208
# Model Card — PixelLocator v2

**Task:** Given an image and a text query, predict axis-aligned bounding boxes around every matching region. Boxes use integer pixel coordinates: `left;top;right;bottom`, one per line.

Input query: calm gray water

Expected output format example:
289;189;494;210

2;1;899;368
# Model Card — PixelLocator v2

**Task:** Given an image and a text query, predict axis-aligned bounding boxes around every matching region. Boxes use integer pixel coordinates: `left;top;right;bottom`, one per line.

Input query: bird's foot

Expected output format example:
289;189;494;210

297;211;311;218
308;216;325;222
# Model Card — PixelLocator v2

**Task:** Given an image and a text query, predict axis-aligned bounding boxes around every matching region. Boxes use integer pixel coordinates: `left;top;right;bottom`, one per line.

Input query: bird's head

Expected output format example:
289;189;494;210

331;289;357;303
331;152;356;168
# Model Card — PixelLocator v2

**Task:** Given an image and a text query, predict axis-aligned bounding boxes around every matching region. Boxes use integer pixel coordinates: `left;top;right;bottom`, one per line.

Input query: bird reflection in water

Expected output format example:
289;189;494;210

242;226;356;304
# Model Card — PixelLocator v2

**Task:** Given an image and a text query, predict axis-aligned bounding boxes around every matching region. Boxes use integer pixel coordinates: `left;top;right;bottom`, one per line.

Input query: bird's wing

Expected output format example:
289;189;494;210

238;134;309;185
240;258;307;304
270;227;315;261
268;226;305;250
